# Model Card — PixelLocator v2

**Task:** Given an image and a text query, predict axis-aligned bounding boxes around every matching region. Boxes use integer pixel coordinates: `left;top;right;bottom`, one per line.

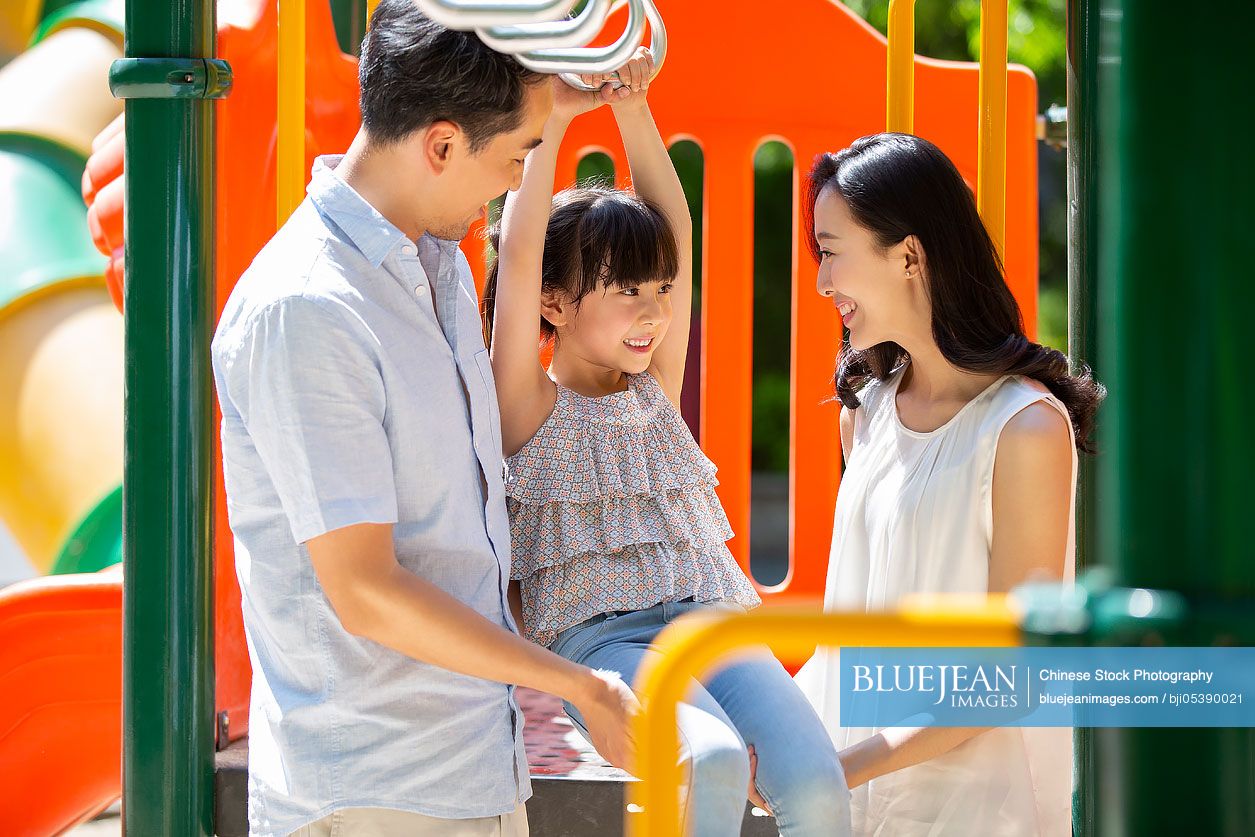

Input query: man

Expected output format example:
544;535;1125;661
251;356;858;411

211;3;637;835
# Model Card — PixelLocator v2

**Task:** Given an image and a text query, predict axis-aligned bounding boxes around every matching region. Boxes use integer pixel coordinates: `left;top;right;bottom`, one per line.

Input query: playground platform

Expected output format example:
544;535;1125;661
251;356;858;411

212;688;777;836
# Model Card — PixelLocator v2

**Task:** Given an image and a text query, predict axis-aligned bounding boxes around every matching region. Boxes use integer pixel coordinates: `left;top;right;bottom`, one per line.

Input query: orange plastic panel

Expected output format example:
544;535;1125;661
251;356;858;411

0;572;122;837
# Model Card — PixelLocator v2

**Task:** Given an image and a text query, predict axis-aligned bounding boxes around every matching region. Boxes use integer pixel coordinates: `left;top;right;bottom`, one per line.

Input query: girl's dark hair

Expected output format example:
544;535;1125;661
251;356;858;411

804;133;1105;453
482;183;679;344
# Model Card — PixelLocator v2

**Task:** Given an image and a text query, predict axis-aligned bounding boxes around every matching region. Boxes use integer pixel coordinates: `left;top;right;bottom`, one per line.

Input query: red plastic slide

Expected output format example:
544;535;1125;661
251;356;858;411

0;571;122;836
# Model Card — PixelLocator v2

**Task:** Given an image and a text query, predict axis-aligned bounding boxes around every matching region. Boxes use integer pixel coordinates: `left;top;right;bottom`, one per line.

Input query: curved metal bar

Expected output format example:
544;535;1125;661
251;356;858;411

554;0;666;90
510;0;643;75
476;0;619;54
414;0;579;29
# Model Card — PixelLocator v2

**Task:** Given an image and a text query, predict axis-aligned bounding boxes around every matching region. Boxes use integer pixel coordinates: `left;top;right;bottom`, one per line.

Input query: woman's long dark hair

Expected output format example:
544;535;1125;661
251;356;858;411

482;183;678;345
804;133;1104;453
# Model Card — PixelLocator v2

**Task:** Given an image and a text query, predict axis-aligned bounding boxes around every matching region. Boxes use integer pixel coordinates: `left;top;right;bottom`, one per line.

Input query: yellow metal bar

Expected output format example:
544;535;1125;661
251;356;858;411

885;0;917;133
886;1;1008;257
977;0;1008;256
367;0;379;23
627;598;1020;837
277;0;306;227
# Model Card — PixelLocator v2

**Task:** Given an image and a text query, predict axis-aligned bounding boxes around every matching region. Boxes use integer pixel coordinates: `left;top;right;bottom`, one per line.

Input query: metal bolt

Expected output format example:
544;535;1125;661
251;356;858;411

216;710;230;750
183;73;195;83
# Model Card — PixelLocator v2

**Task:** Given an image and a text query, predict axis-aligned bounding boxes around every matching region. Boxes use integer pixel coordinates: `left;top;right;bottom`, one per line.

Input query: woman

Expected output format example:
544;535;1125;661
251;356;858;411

794;133;1104;836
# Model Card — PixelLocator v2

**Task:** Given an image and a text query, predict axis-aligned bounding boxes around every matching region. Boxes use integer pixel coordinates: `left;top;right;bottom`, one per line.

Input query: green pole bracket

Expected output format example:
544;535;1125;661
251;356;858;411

1017;569;1255;647
109;57;232;100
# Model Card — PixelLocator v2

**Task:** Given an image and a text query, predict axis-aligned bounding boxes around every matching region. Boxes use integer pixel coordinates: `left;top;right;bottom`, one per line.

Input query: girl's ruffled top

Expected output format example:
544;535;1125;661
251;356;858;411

505;370;761;647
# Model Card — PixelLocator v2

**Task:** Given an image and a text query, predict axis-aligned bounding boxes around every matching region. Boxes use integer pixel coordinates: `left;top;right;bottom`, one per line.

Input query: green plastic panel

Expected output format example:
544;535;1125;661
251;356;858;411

0;132;105;315
32;0;124;45
51;485;123;575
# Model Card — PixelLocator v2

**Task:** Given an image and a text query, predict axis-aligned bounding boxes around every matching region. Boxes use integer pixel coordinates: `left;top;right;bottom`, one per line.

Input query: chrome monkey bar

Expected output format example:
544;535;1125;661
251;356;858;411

412;0;666;90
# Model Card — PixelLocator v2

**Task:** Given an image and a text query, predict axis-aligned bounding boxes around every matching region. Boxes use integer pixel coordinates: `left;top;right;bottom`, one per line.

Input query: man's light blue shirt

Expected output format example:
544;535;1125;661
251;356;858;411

212;156;530;837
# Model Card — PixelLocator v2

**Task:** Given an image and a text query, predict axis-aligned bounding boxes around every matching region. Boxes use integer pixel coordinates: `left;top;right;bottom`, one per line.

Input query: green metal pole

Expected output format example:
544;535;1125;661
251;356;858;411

1065;1;1102;832
1095;2;1255;834
117;0;218;832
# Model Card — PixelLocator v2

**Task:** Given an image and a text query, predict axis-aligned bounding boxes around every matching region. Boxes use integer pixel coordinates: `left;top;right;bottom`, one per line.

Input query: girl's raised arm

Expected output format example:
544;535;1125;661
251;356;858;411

490;78;616;456
611;50;694;406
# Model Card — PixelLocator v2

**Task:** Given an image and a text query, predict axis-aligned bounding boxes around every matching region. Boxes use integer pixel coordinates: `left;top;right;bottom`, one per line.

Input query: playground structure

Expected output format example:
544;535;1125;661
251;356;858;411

0;0;1249;834
0;0;124;580
0;3;126;832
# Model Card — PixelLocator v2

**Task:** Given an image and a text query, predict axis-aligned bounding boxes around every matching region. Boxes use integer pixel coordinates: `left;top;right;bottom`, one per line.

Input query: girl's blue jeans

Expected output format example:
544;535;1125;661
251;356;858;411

549;599;852;837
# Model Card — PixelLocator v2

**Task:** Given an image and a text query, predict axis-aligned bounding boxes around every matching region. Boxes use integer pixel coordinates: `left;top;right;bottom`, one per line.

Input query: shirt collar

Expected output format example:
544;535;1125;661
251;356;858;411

307;154;413;269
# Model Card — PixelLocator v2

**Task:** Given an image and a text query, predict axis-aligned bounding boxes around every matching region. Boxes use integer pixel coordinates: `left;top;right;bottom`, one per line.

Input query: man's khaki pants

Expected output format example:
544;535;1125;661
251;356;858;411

290;804;528;836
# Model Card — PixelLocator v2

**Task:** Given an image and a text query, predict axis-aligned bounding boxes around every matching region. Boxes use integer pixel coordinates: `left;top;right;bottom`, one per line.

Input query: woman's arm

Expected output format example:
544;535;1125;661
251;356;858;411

610;51;694;405
838;401;1074;786
989;401;1073;591
839;726;992;788
491;79;617;456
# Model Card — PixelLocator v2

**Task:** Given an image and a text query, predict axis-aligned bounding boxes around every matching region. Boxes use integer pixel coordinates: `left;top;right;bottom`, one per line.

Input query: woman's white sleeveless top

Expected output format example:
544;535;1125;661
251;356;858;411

795;363;1077;837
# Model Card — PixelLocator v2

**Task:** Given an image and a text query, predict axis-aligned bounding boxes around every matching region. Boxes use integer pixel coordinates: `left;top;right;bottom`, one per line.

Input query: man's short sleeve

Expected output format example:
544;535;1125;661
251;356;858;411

221;295;398;544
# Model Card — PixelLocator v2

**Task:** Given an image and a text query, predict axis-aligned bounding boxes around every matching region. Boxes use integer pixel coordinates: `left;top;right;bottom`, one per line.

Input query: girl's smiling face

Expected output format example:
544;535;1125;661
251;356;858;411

548;277;673;375
812;185;923;351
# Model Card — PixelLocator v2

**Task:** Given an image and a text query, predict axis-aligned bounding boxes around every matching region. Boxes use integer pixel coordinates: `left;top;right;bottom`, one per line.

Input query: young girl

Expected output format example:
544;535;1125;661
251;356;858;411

795;133;1105;836
485;51;851;837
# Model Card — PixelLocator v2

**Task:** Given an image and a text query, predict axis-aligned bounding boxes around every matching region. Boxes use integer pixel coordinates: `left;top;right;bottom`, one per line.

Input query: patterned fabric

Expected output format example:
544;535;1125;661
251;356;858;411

505;371;761;646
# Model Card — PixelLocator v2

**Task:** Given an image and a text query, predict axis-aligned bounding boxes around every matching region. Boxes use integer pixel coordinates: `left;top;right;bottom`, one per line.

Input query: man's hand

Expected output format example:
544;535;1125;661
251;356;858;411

571;669;640;772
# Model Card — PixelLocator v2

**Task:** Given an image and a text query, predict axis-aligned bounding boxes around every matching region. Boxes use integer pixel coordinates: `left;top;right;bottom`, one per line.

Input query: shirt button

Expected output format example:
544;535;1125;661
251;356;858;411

400;244;415;256
415;285;427;296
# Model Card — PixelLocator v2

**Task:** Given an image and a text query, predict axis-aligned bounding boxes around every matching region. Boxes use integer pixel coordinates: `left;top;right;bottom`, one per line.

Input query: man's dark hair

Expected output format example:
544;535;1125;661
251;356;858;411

359;0;546;152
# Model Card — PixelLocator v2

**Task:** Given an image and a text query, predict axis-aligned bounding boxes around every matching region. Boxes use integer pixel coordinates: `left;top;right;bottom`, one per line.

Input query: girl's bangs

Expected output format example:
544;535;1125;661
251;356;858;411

578;193;680;292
